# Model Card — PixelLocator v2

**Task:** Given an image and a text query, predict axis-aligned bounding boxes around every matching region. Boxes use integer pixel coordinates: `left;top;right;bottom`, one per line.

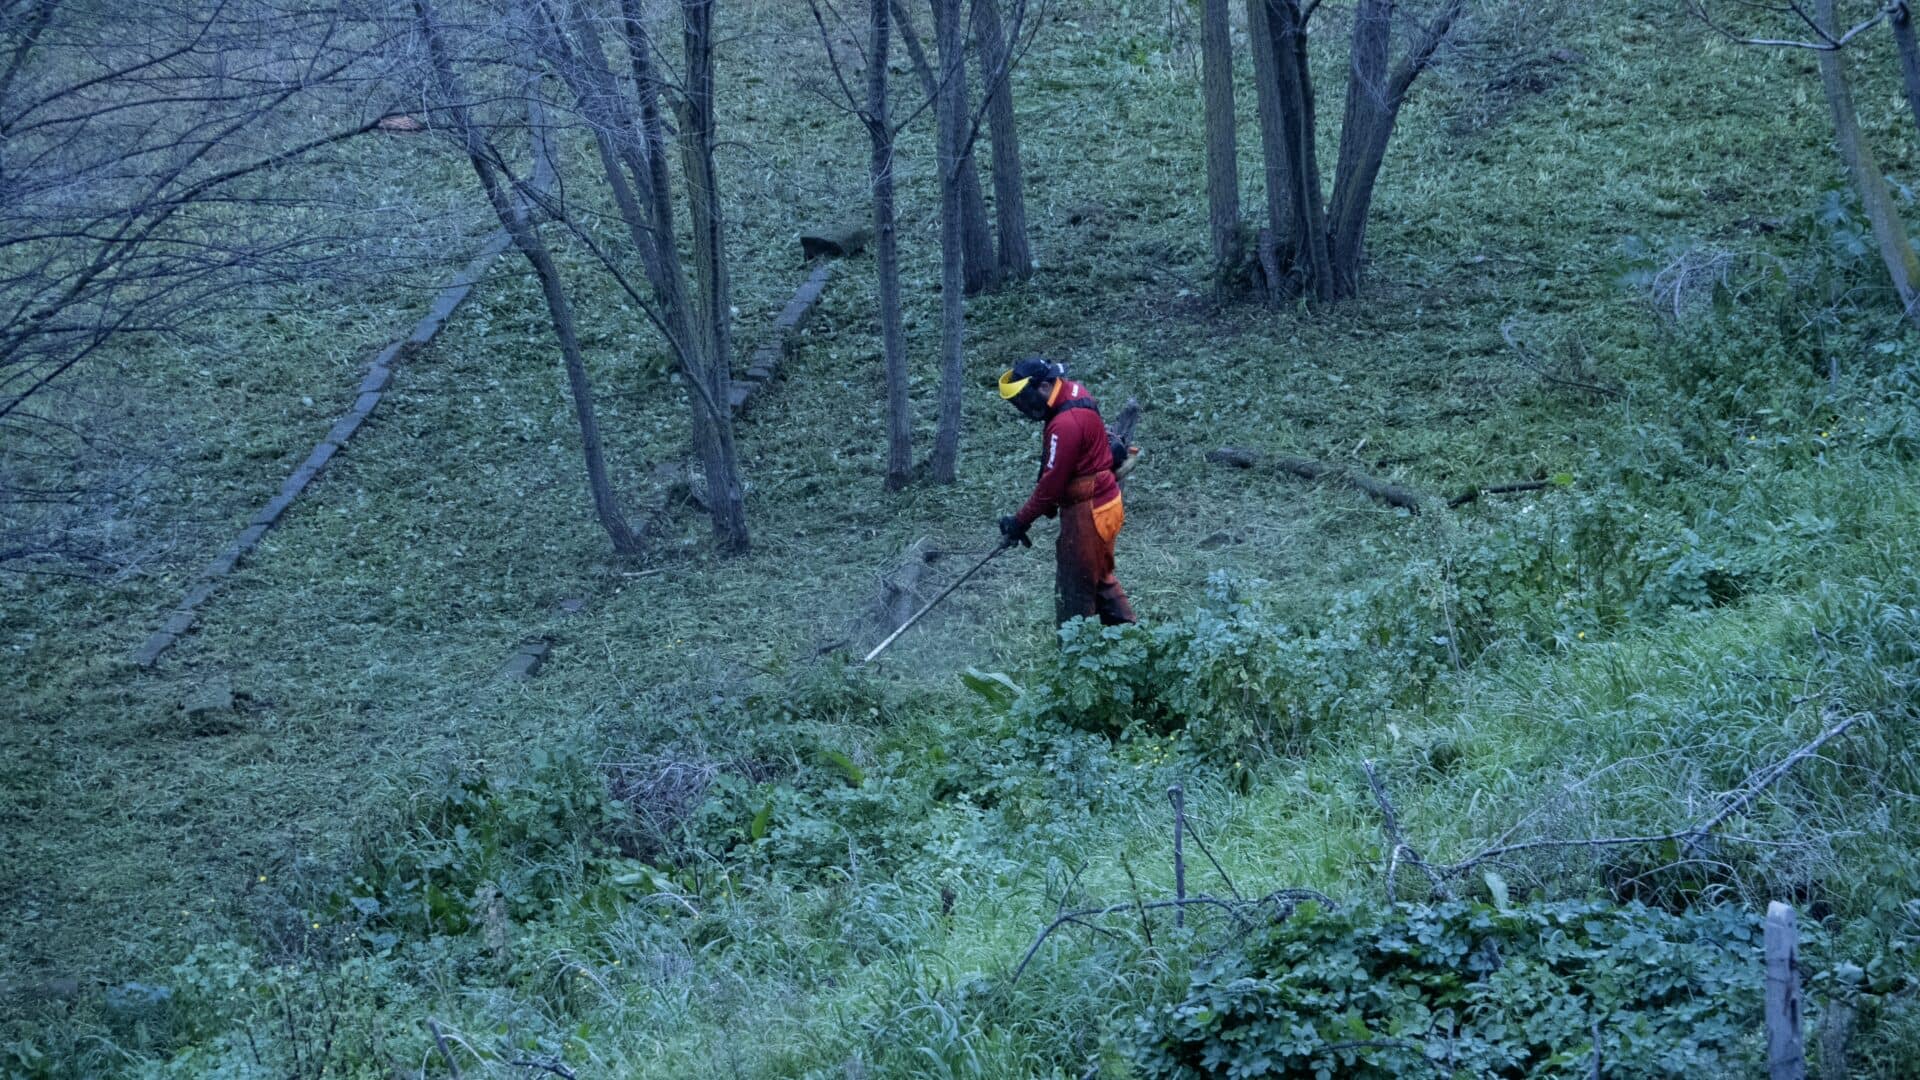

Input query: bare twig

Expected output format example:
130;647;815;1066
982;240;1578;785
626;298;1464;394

427;1019;465;1080
1120;857;1155;947
1170;784;1187;926
1688;0;1893;50
1439;708;1873;878
1363;759;1455;901
1013;892;1308;982
1448;480;1552;508
1181;806;1245;902
1500;320;1622;400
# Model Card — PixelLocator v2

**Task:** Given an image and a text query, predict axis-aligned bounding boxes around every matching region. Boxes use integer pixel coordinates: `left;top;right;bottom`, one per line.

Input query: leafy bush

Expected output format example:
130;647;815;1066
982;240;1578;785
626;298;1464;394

1134;899;1776;1079
1013;491;1788;759
1018;573;1425;756
339;747;624;941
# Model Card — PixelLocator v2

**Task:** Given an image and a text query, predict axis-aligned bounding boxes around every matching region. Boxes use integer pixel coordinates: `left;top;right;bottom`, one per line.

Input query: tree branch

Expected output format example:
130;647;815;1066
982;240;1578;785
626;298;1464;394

1439;708;1873;878
1688;0;1894;50
1362;759;1455;901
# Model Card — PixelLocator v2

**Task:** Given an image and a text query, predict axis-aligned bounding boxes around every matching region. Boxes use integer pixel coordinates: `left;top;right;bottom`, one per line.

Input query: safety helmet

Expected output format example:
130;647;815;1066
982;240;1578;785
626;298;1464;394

998;356;1063;400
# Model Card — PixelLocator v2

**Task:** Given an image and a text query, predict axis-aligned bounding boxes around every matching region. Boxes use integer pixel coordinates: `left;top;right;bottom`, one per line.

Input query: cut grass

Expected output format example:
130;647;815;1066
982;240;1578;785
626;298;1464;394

5;1;1920;1075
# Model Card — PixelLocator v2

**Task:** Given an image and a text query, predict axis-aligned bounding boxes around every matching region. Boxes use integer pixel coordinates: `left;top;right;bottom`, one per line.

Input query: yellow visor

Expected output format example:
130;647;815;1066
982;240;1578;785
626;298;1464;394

998;369;1031;399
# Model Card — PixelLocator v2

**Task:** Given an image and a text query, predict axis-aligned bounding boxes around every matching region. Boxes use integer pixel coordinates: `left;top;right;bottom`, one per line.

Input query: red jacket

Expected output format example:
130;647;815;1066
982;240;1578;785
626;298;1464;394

1014;379;1119;530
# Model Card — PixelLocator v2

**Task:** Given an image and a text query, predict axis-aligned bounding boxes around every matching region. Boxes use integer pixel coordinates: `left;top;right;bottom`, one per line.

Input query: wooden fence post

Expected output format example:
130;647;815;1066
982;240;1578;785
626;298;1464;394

1765;901;1807;1080
1169;785;1186;928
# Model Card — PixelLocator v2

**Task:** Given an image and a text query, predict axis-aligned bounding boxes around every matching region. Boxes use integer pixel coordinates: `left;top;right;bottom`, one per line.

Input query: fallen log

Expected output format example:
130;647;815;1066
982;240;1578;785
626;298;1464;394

1208;447;1427;514
1448;480;1552;509
799;225;871;261
1205;446;1259;469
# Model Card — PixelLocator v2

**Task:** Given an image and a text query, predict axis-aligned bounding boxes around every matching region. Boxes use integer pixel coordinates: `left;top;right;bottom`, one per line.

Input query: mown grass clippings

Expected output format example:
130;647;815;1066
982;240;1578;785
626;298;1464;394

7;1;1920;1077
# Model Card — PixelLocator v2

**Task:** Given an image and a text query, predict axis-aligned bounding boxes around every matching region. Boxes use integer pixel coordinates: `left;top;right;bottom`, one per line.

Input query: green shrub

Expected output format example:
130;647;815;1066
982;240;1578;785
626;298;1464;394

339;747;624;942
1134;899;1777;1079
1018;574;1425;757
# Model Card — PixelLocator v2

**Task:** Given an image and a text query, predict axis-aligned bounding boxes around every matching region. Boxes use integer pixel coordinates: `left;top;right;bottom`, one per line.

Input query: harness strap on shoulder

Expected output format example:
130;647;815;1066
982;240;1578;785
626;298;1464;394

1049;397;1101;418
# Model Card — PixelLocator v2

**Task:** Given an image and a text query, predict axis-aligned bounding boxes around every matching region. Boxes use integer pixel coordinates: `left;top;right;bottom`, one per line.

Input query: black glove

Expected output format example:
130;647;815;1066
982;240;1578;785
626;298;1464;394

998;514;1032;547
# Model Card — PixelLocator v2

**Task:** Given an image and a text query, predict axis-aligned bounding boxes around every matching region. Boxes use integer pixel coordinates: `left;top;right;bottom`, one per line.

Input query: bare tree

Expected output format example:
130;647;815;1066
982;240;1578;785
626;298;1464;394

0;1;399;571
673;0;751;549
807;0;920;490
869;0;913;490
412;0;752;553
893;0;997;294
864;2;918;490
975;0;1032;283
1199;0;1241;282
1249;0;1464;301
812;0;1039;486
1692;0;1920;327
416;0;644;555
930;0;968;482
0;3;388;424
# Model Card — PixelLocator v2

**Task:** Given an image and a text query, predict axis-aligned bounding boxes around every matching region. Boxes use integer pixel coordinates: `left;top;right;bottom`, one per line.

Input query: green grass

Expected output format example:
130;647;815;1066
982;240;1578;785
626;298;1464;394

5;1;1920;1076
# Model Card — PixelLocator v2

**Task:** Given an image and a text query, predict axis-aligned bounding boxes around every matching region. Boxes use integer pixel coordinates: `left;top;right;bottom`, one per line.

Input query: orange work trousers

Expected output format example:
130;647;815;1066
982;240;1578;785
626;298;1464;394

1055;494;1135;628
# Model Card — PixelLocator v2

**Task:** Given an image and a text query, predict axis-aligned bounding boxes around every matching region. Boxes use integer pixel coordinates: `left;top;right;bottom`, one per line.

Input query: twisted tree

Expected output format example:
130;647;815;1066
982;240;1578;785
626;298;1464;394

1246;0;1465;302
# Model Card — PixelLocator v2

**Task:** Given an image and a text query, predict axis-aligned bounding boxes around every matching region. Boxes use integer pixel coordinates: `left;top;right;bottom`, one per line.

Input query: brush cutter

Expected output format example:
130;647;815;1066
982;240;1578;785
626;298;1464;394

864;397;1144;664
863;533;1025;663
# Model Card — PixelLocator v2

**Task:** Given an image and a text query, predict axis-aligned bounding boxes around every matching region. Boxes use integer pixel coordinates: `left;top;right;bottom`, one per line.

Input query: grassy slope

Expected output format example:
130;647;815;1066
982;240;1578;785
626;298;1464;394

5;0;1919;1075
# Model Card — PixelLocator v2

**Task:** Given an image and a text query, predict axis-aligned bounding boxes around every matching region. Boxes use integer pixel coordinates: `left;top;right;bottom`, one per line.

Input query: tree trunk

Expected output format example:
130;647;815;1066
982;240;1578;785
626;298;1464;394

894;0;996;293
678;0;750;551
975;0;1032;281
1245;0;1292;272
931;0;967;483
545;0;729;445
1326;0;1392;299
538;241;645;556
417;0;641;556
948;12;996;295
870;0;912;490
613;0;754;549
1816;0;1920;324
1199;0;1241;279
1892;4;1920;140
1267;0;1332;300
1327;0;1461;299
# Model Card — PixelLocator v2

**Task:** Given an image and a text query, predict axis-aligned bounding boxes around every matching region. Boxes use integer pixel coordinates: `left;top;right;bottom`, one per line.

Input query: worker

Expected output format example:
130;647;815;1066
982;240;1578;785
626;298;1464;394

996;357;1137;628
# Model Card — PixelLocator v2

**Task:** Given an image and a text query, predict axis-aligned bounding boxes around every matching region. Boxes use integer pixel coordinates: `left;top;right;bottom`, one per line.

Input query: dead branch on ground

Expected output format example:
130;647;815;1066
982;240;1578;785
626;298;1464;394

1438;707;1873;880
1499;321;1622;401
1363;759;1456;902
1448;480;1552;508
1208;447;1428;513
